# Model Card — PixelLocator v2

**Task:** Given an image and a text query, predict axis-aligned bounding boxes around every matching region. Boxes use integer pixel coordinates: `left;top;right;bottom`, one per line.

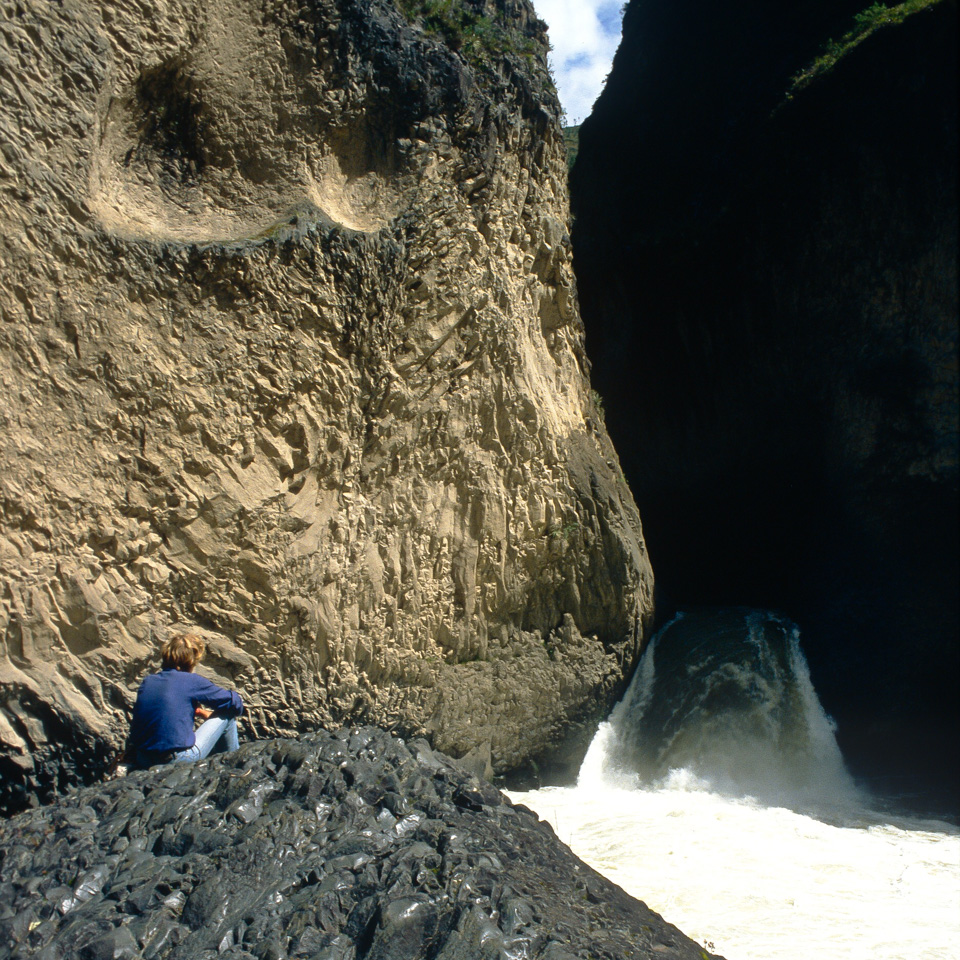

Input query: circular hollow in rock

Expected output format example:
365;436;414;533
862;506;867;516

88;57;401;243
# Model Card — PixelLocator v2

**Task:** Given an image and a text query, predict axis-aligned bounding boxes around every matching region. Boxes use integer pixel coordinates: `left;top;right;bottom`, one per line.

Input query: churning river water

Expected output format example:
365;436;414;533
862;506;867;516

508;610;960;960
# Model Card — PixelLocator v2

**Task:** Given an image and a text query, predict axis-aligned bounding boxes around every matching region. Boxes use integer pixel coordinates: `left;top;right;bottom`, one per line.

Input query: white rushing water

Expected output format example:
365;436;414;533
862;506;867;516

508;611;960;960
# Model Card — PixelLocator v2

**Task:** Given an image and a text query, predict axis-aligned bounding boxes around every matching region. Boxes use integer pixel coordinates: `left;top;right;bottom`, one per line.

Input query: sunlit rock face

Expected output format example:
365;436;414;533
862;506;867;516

0;0;652;814
572;0;958;808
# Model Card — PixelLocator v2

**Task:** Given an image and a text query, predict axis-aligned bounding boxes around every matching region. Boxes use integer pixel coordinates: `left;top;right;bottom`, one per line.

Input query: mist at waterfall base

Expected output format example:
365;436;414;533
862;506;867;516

509;610;960;960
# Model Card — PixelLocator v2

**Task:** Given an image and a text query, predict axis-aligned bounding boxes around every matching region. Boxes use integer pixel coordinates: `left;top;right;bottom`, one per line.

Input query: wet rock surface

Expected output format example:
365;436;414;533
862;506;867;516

0;727;717;960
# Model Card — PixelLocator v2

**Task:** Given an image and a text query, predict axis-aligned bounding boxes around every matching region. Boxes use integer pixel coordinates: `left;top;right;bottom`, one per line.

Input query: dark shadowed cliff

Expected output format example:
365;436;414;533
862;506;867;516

571;0;959;810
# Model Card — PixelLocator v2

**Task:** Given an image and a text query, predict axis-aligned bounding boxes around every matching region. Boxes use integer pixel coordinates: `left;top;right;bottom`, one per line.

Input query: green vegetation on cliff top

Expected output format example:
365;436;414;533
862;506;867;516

394;0;544;64
563;125;580;173
790;0;942;92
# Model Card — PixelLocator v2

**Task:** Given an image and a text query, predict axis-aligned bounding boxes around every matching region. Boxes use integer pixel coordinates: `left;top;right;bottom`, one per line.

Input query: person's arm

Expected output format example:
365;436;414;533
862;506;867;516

190;675;244;717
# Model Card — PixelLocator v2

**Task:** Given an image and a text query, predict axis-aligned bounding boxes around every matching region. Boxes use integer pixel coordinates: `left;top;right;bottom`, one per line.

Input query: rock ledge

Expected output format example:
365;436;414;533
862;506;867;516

0;727;719;960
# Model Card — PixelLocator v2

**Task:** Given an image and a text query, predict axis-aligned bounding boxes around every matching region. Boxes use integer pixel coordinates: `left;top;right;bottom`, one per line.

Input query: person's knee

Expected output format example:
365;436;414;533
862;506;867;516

172;746;201;763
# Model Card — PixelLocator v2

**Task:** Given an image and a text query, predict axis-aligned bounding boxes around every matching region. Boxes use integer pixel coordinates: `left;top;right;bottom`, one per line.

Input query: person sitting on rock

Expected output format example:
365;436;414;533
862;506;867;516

127;632;244;768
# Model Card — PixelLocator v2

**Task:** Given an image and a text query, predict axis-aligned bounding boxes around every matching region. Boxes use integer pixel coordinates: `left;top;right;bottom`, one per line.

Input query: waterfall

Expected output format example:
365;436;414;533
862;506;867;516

509;608;960;960
581;608;861;811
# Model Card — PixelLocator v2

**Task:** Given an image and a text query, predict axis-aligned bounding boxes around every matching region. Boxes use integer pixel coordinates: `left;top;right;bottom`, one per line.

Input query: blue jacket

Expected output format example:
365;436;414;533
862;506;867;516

128;669;243;753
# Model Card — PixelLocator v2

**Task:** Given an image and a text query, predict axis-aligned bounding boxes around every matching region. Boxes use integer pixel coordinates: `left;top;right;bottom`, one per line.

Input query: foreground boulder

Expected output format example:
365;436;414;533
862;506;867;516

0;0;653;815
0;727;717;960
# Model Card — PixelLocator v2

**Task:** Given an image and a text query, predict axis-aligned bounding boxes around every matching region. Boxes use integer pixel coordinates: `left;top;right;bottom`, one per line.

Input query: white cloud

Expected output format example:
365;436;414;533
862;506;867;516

532;0;622;124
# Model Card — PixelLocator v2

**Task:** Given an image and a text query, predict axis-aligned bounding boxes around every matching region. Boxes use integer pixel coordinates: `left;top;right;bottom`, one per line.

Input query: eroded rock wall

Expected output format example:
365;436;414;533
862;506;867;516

0;0;652;814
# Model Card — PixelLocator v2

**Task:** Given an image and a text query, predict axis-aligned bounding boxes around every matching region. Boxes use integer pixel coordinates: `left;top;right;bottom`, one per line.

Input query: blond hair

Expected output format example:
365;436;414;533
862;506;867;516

160;633;205;671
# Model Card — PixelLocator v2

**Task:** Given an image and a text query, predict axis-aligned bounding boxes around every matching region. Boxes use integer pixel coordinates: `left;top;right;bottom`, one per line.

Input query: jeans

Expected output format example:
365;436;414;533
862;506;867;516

171;715;240;763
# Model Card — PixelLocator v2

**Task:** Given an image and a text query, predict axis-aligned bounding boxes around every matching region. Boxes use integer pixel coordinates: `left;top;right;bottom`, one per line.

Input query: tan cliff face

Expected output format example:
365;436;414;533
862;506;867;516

0;0;653;812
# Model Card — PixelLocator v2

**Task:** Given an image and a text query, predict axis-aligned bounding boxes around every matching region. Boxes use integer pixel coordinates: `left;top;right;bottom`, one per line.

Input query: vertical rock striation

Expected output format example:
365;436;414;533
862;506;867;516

572;0;958;808
0;0;653;815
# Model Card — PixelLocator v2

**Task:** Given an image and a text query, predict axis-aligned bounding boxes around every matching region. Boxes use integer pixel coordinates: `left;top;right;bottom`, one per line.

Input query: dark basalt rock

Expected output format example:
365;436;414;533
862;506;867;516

0;727;720;960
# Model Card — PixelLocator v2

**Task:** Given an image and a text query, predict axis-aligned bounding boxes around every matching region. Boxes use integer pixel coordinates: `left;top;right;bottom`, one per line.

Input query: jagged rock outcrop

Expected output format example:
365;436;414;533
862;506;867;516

0;0;653;815
0;727;721;960
571;0;958;808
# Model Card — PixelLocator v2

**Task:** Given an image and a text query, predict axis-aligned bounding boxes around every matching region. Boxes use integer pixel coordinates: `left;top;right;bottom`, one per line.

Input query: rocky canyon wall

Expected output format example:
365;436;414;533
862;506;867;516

0;0;653;814
572;0;958;808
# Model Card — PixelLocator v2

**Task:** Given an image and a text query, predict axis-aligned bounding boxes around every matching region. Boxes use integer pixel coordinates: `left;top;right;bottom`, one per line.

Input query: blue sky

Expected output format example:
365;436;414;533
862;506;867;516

532;0;623;124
